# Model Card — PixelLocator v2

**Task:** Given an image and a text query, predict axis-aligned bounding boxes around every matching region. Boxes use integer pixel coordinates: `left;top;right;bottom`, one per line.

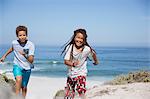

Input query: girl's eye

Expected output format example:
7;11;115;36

76;40;83;43
19;35;26;36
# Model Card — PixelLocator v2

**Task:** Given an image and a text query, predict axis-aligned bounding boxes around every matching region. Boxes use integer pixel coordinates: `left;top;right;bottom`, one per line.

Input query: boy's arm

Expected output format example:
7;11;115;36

92;51;99;65
0;47;13;62
25;42;35;64
27;55;34;64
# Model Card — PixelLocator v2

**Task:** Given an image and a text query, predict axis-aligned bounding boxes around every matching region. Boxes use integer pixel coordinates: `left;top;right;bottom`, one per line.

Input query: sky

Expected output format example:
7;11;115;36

0;0;149;47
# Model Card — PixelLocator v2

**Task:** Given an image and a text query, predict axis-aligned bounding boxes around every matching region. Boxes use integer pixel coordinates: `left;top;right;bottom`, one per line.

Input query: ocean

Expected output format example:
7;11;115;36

0;45;150;81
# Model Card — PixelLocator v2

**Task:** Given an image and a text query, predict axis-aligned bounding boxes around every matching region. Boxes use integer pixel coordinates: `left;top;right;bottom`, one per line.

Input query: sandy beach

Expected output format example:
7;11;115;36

26;76;150;99
86;82;150;99
25;76;103;99
3;73;150;99
26;76;66;99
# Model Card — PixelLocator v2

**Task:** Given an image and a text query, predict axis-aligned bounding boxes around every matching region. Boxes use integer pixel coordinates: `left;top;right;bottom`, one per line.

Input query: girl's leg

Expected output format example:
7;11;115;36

65;77;76;99
76;76;86;99
15;76;22;95
80;94;86;99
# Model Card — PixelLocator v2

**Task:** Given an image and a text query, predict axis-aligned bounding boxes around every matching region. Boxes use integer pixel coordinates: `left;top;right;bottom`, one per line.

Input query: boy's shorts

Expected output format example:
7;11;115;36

13;64;31;87
65;76;86;98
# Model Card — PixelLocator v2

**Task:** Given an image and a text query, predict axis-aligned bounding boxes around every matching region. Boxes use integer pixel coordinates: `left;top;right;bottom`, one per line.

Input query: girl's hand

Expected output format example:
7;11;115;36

73;60;80;67
93;60;99;65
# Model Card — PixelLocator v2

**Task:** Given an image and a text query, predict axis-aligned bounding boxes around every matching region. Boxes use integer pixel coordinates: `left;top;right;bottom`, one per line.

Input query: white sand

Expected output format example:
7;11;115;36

86;82;150;99
26;76;66;99
4;73;103;99
26;76;150;99
26;76;103;99
5;73;150;99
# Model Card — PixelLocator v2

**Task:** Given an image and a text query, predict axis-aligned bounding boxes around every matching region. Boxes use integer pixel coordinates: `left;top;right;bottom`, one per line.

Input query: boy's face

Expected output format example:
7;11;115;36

17;31;27;43
74;33;84;47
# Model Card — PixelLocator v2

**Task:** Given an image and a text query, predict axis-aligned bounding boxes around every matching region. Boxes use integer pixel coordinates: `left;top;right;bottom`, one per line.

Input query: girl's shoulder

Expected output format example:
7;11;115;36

66;44;73;50
83;45;91;51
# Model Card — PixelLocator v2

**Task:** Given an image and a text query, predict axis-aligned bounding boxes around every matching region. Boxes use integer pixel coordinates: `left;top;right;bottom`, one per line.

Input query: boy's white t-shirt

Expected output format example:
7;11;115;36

64;45;92;78
12;40;35;70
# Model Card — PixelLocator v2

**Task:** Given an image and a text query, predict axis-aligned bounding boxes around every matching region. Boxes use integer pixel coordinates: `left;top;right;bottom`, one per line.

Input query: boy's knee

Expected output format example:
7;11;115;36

16;77;22;83
22;87;27;92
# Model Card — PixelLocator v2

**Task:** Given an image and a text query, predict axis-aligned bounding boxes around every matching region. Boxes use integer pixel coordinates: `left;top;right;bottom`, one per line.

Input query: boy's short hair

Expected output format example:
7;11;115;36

16;25;28;36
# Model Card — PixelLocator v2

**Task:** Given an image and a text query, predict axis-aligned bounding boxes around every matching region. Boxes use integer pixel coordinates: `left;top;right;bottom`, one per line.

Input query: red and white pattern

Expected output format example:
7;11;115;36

65;76;86;99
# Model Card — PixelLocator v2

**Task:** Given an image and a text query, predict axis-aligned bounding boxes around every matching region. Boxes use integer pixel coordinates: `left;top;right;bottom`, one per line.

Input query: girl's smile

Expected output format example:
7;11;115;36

74;33;84;48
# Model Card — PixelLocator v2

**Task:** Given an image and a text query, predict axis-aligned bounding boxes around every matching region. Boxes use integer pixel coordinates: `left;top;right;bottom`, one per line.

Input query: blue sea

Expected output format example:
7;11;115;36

0;45;150;81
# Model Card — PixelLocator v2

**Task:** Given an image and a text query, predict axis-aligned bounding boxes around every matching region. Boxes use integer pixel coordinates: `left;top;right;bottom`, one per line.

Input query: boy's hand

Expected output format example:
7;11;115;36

0;56;5;62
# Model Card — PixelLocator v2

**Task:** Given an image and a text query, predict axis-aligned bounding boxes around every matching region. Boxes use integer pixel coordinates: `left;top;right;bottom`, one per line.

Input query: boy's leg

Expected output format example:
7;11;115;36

13;65;23;95
22;69;31;97
22;87;27;97
15;76;22;95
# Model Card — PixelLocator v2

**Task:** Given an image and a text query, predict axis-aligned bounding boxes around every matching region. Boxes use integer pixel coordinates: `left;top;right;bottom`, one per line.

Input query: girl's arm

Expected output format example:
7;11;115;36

0;47;13;62
64;60;79;67
92;51;99;65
